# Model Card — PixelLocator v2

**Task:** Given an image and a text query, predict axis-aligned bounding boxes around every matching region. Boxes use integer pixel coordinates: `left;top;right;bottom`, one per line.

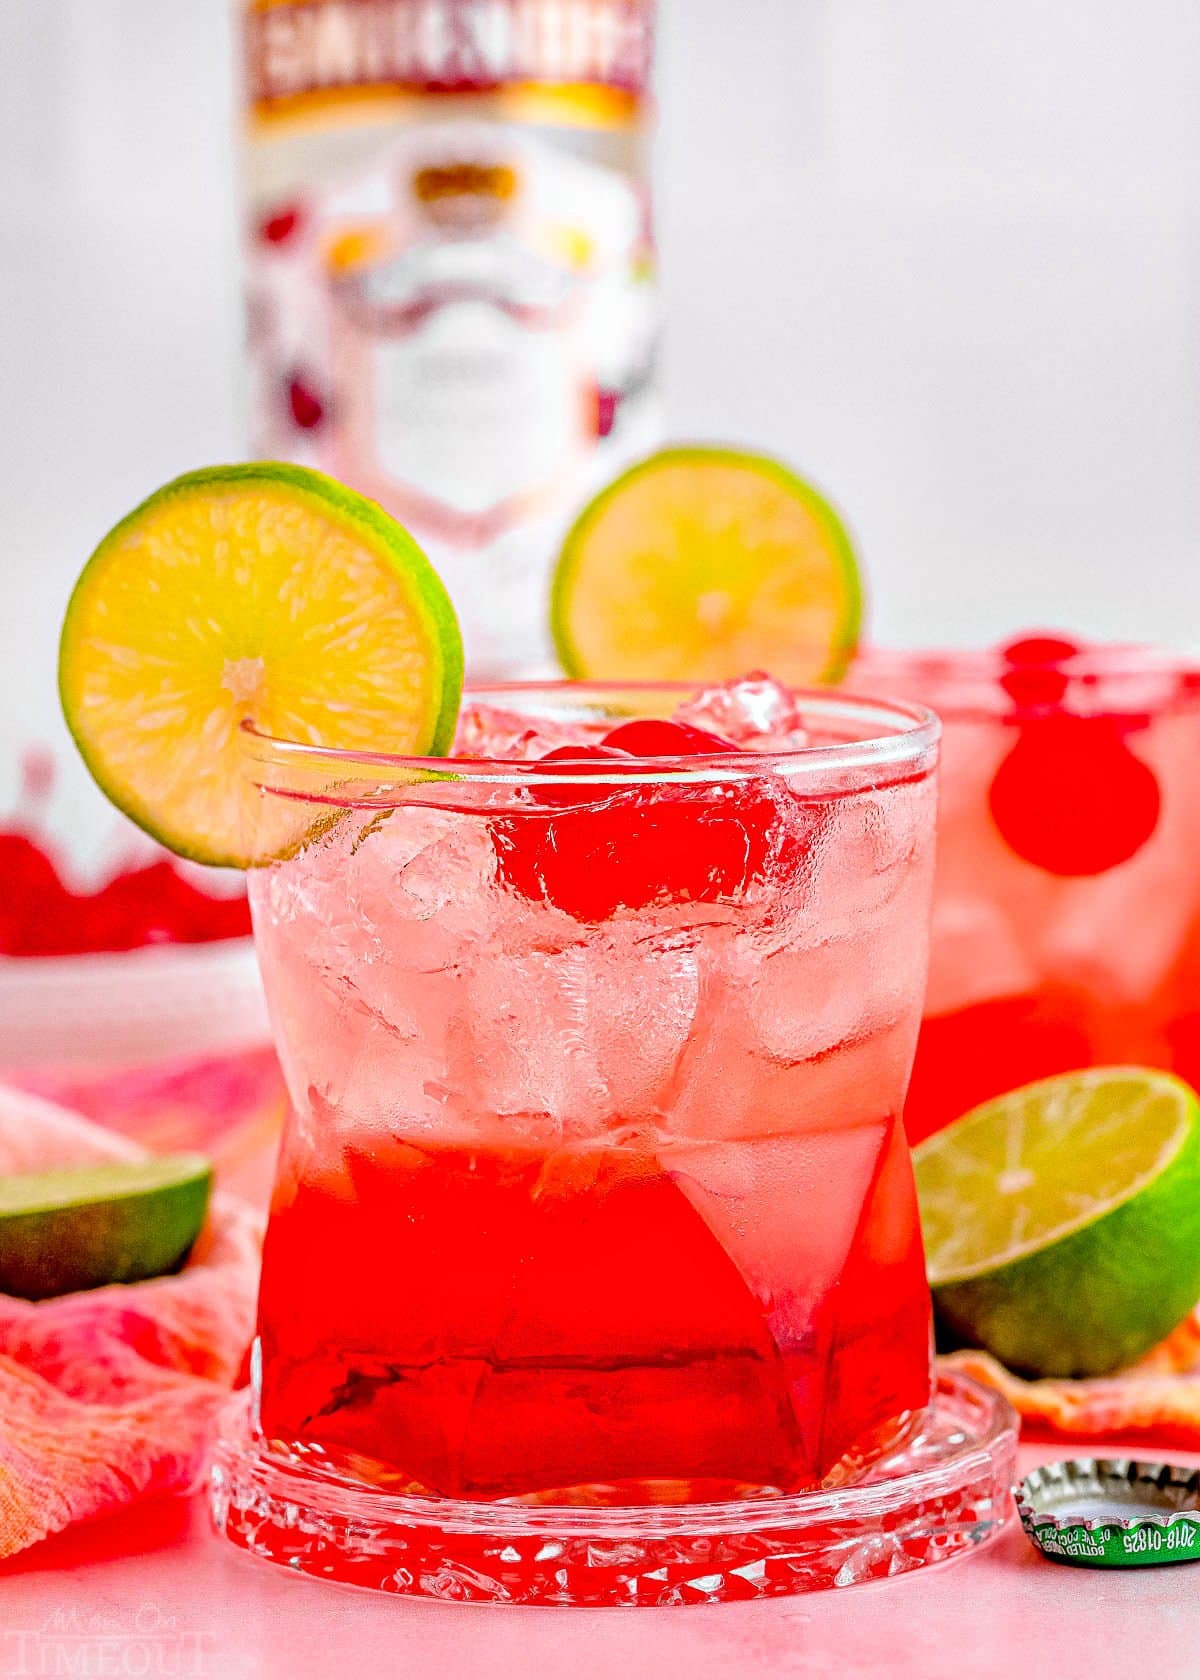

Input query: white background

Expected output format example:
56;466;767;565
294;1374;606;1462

3;0;1200;836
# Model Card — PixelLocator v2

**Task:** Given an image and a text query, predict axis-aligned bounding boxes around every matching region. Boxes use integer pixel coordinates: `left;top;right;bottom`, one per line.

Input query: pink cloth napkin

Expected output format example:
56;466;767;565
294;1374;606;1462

0;1085;262;1559
941;1307;1200;1446
8;1044;289;1209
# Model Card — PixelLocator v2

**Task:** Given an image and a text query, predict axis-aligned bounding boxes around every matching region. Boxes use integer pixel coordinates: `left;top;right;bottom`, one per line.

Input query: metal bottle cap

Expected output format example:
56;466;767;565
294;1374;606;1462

1017;1458;1200;1567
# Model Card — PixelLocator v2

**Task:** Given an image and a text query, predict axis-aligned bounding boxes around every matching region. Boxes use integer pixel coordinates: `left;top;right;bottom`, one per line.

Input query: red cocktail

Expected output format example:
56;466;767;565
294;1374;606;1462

249;680;939;1504
213;679;1013;1601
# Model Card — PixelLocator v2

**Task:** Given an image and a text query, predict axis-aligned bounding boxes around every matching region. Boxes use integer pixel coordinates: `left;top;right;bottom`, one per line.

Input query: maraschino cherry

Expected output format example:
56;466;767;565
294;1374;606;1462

1;753;252;956
494;719;809;920
988;634;1161;876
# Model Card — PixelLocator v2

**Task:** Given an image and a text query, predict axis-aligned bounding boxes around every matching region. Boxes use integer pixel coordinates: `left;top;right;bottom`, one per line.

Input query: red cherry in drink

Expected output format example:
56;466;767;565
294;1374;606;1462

600;720;736;756
259;203;304;246
493;744;638;918
522;743;634;809
600;721;821;891
495;722;810;919
287;373;326;431
988;714;1161;876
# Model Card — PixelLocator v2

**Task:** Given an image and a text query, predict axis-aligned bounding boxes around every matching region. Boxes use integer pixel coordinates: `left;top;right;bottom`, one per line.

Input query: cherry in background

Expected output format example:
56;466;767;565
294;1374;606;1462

1;753;251;957
0;833;77;956
78;860;252;952
997;632;1079;710
988;633;1162;876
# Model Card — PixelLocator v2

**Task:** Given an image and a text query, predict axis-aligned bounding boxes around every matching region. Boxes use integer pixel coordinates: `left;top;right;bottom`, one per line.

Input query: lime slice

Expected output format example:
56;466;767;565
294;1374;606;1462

0;1153;212;1299
914;1067;1200;1378
59;464;463;867
550;447;861;683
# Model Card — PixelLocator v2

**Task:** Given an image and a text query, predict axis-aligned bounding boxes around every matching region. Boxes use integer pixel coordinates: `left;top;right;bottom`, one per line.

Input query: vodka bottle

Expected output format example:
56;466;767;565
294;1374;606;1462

239;0;660;674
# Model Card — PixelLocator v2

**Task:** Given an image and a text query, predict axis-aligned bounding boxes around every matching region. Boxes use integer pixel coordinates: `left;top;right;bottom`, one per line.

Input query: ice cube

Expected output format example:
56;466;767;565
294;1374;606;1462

662;946;809;1140
662;917;921;1142
387;809;498;925
674;672;809;751
453;702;608;760
252;806;505;1135
665;1126;887;1306
332;806;500;1007
748;935;916;1066
786;783;934;955
458;928;700;1136
255;894;460;1136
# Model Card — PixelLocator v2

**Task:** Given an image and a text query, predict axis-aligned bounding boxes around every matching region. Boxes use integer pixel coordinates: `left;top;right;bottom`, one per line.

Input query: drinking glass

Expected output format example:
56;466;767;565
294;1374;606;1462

847;644;1200;1142
211;681;1014;1600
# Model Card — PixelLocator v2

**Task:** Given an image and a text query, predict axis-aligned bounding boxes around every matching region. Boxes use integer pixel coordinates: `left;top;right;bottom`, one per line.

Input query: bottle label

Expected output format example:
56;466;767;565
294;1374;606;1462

241;0;658;673
245;0;654;111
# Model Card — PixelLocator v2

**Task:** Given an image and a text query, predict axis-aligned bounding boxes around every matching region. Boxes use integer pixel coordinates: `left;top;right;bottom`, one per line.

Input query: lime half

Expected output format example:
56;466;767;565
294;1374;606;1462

550;446;862;684
915;1067;1200;1378
0;1153;212;1299
60;464;463;867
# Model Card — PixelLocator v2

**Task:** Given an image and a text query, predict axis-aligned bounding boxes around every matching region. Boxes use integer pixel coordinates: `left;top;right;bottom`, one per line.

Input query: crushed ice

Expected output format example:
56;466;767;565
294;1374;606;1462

674;673;810;751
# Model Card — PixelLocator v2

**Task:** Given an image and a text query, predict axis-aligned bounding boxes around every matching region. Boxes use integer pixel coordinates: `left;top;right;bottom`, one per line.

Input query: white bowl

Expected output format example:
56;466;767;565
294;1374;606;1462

0;937;270;1071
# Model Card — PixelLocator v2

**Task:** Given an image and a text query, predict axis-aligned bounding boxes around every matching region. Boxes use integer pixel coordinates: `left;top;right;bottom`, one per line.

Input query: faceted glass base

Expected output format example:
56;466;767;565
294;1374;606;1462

208;1372;1016;1606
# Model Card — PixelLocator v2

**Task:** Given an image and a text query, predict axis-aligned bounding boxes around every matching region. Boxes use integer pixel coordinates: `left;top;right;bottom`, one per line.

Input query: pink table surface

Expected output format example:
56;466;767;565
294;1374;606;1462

3;1441;1198;1680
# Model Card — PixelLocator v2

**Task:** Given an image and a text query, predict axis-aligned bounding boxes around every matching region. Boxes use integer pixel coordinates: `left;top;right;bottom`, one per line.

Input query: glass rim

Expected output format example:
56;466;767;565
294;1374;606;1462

848;641;1200;719
240;680;941;792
